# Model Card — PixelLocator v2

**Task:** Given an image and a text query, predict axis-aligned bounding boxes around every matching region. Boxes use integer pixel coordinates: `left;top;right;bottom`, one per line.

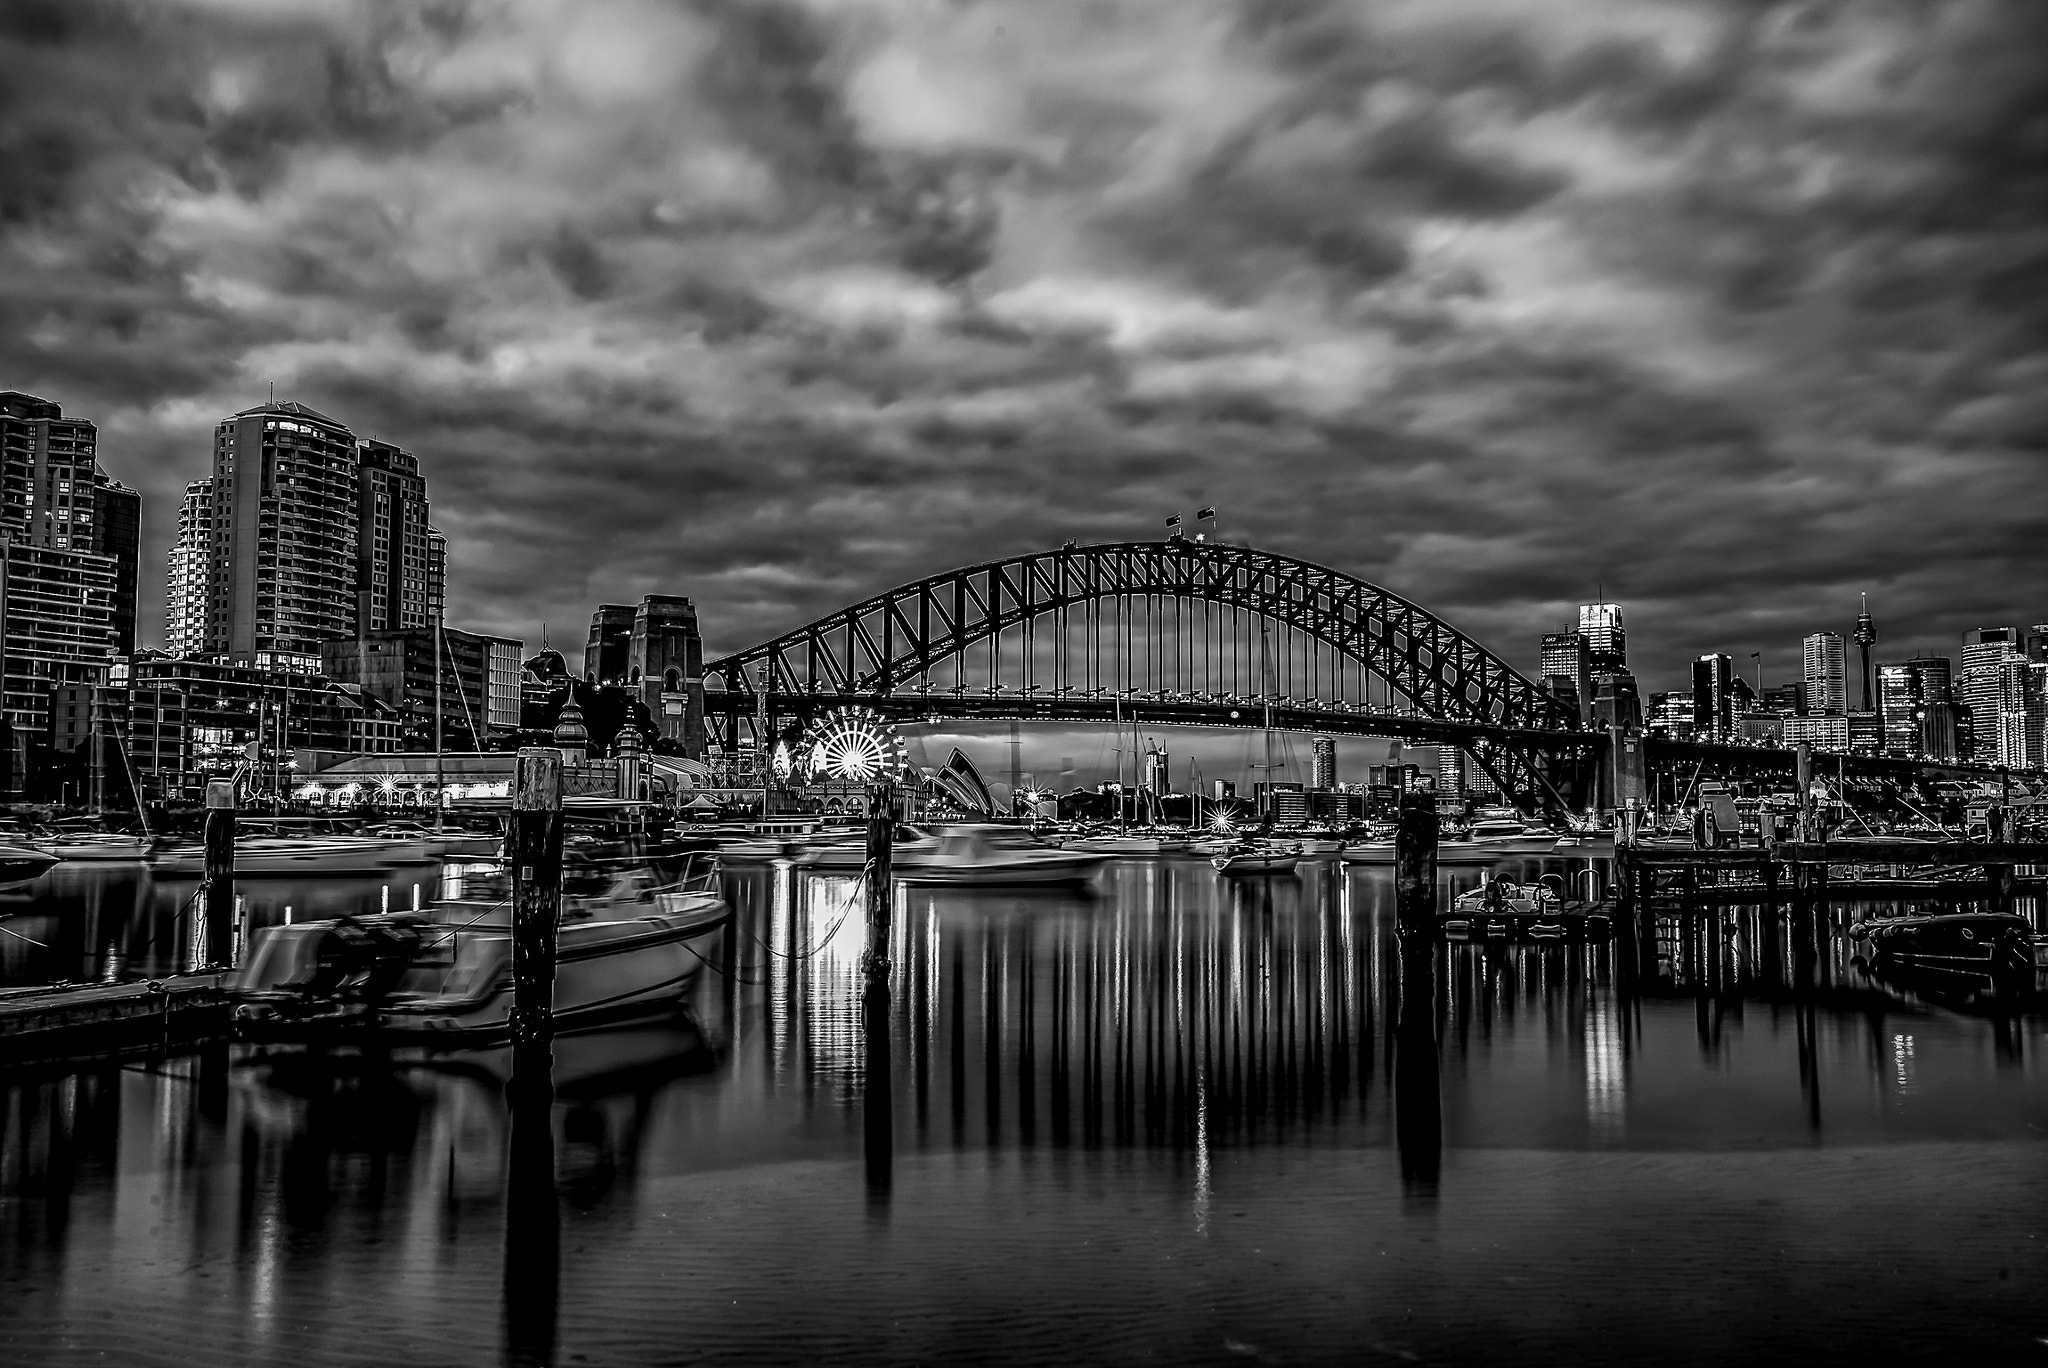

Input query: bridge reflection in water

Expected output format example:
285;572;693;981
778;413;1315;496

1;860;2043;1366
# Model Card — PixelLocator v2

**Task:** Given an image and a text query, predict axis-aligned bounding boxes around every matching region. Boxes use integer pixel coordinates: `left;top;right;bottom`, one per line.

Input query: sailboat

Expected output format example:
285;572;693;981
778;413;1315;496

40;688;157;863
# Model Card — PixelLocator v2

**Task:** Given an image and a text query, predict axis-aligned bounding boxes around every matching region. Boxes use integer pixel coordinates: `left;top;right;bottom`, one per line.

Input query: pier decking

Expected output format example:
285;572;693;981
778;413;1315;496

0;972;232;1068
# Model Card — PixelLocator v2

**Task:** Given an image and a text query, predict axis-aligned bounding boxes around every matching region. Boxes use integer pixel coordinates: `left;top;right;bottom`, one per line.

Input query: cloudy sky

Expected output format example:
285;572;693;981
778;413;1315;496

2;0;2043;695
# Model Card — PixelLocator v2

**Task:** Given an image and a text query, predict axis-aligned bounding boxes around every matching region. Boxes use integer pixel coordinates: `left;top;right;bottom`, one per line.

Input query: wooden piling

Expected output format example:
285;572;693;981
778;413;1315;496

502;746;565;1366
861;781;895;1199
861;783;895;998
202;779;236;969
1394;790;1439;928
507;747;566;1052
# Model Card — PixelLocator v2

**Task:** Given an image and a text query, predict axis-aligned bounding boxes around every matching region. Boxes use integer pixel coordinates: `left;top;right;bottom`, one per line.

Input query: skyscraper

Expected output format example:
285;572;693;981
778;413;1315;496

0;391;131;785
353;438;442;635
1802;631;1846;716
191;402;446;673
1577;603;1626;677
1539;632;1589;709
1959;628;2023;764
1691;653;1734;740
1311;737;1335;789
1877;656;1958;760
206;402;361;670
166;479;213;657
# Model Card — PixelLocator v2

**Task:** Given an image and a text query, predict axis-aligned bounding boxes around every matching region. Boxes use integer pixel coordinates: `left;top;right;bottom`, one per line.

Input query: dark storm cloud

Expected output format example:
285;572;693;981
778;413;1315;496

1;0;2043;690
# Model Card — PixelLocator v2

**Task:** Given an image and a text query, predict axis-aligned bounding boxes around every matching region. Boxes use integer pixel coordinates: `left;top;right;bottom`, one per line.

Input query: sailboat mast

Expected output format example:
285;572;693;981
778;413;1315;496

433;585;445;832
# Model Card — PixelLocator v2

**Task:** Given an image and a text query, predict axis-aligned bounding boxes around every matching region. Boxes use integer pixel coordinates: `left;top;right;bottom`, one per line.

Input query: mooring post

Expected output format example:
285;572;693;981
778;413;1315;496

503;746;564;1368
202;779;236;969
1394;789;1440;929
861;781;896;1200
508;747;566;1055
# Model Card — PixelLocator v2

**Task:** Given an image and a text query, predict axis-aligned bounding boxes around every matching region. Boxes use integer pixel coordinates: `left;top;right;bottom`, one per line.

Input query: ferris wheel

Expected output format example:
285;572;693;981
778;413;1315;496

800;706;910;785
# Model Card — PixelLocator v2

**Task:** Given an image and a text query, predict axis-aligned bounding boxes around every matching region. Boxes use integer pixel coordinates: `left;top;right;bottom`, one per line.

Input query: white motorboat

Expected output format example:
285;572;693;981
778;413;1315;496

38;832;158;863
1064;833;1191;856
232;857;731;1044
896;832;1106;886
1338;841;1398;865
795;827;942;870
150;835;440;879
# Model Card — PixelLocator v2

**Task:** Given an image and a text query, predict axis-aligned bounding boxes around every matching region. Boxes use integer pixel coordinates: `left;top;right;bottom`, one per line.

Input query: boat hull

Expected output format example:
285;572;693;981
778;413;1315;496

897;855;1105;886
233;896;732;1046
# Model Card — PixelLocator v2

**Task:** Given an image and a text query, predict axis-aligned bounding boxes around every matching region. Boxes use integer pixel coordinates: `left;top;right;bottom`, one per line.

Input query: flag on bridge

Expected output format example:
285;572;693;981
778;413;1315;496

1196;505;1216;520
1164;513;1181;527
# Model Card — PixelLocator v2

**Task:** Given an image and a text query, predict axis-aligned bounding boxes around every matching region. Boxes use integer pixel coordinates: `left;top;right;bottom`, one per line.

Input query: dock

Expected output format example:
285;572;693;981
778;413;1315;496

0;972;232;1068
1617;839;2048;909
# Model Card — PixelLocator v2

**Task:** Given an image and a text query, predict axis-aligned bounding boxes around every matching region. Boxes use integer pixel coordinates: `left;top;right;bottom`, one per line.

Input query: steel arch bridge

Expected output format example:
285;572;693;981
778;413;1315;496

703;540;1597;812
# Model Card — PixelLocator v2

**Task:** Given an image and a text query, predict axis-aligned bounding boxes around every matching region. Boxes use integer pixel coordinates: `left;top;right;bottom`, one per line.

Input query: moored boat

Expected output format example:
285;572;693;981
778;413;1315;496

896;832;1106;886
149;835;437;879
1211;846;1304;877
1848;911;2035;981
0;842;61;889
232;857;731;1044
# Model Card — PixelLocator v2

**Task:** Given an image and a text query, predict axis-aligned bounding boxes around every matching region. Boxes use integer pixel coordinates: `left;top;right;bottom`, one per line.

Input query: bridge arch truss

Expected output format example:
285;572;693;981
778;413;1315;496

705;541;1591;811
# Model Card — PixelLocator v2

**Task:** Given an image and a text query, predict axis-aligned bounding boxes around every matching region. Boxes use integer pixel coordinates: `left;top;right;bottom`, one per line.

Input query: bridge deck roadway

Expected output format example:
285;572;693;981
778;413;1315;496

704;689;1596;752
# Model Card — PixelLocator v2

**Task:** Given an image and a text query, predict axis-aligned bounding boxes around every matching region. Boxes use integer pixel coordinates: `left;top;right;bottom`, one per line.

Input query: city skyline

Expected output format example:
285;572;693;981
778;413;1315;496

2;2;2043;691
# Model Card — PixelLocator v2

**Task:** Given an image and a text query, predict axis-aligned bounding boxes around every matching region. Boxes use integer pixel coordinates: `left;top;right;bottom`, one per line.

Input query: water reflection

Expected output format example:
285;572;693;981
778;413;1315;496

1;860;2043;1365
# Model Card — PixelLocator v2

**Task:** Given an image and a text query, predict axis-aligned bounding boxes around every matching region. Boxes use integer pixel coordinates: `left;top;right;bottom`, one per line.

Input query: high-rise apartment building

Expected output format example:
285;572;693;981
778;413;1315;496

0;391;135;785
189;402;446;673
1802;631;1846;716
1311;737;1336;789
1577;603;1626;677
1959;628;2023;765
166;479;213;657
353;438;443;634
1691;653;1735;740
206;402;360;670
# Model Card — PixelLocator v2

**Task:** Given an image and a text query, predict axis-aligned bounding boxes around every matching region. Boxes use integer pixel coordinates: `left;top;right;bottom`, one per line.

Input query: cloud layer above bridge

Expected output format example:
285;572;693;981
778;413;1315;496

4;0;2044;686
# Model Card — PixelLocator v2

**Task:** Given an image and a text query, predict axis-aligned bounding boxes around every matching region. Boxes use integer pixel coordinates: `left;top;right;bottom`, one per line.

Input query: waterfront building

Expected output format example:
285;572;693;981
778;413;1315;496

0;391;137;788
1959;628;2023;764
583;595;706;756
1577;603;1626;678
1691;653;1735;741
50;654;403;805
318;628;524;747
165;479;212;657
1802;631;1846;716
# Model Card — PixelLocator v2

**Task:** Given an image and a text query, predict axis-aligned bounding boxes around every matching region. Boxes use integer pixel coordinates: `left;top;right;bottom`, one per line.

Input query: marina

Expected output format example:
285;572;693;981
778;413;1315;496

1;790;2044;1365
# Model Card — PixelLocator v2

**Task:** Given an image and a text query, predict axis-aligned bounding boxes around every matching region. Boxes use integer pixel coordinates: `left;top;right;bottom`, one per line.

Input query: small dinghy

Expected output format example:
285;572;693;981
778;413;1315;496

1848;911;2035;981
1211;845;1304;877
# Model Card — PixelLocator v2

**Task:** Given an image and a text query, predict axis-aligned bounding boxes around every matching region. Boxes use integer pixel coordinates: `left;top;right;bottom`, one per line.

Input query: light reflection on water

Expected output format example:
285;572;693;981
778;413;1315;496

0;857;2044;1367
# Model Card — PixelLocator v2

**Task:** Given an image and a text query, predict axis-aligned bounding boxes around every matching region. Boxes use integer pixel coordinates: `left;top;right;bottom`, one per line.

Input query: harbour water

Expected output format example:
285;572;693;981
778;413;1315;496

2;856;2044;1365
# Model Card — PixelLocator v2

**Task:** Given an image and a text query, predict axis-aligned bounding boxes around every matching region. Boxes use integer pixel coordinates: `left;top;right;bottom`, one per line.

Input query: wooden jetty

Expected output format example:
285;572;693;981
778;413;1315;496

1617;839;2048;911
0;972;232;1068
